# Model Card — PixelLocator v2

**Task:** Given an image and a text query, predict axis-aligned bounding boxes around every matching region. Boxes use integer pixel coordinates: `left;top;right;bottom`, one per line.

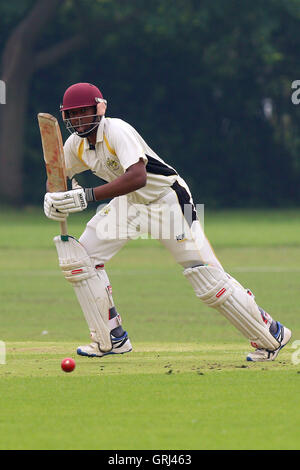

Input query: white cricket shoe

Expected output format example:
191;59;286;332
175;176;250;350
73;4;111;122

77;331;132;358
246;322;291;362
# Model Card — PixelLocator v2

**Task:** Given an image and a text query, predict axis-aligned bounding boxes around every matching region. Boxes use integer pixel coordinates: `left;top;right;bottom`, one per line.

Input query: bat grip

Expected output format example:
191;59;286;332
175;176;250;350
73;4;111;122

60;220;68;237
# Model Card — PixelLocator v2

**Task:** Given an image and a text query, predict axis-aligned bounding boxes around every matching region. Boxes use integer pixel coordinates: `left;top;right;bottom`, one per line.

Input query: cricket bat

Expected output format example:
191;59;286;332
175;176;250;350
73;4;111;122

37;113;68;237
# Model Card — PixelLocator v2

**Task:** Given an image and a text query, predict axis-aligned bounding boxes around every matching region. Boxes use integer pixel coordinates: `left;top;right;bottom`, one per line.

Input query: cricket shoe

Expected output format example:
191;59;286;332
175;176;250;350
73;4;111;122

77;331;132;358
246;322;291;362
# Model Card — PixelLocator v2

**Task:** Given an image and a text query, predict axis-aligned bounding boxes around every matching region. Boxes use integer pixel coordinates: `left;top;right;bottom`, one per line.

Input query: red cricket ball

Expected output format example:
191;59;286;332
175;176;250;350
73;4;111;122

61;357;76;373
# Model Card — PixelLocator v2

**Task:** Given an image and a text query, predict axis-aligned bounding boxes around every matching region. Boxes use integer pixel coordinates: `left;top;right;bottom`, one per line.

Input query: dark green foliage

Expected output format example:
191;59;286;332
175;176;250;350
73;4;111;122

2;0;300;206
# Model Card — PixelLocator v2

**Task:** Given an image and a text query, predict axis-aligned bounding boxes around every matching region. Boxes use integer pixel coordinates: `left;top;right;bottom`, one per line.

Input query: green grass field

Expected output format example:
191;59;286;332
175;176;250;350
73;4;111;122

0;207;300;450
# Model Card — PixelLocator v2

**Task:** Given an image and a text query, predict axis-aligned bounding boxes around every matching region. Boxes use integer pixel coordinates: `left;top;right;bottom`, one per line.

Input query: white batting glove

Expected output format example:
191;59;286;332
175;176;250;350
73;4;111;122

50;188;88;213
44;193;69;221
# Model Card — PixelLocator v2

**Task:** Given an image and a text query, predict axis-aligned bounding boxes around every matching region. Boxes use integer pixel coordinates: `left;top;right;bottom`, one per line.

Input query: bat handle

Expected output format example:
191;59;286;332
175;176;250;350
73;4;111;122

60;220;68;238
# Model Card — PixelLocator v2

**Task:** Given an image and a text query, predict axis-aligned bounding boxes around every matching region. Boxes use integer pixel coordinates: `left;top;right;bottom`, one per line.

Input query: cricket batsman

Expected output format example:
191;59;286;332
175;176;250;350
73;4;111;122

43;82;291;362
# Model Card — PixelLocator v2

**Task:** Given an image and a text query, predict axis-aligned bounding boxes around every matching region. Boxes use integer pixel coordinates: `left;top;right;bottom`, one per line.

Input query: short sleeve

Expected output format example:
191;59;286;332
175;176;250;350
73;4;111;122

108;121;147;170
63;135;88;178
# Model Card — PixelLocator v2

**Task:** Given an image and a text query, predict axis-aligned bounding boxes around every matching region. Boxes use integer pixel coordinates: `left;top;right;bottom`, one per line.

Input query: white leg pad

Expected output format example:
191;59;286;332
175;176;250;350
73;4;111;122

54;235;113;352
183;265;279;350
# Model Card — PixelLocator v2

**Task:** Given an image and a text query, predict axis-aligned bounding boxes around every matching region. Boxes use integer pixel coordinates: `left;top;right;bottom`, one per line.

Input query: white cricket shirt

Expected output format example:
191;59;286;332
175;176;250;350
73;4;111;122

63;116;178;204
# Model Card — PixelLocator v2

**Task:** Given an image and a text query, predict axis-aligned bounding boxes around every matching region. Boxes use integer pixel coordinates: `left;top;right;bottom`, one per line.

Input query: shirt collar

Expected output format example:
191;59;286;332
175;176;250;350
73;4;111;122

83;116;106;150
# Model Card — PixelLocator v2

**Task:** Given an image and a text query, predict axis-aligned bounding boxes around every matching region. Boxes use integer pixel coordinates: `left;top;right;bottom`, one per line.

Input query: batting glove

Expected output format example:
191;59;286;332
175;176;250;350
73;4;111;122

44;193;69;221
50;188;88;213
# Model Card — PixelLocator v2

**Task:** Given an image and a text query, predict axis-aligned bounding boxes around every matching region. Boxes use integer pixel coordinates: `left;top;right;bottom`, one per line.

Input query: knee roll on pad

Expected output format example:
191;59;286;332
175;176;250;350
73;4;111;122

183;265;279;350
54;235;114;352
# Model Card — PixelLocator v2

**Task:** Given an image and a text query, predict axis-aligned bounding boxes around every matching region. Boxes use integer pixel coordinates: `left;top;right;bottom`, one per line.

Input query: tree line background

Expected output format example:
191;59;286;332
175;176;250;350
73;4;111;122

1;0;300;208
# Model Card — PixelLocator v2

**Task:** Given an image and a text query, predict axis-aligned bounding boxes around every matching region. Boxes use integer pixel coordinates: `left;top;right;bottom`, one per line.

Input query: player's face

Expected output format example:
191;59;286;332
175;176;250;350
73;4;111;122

67;106;97;135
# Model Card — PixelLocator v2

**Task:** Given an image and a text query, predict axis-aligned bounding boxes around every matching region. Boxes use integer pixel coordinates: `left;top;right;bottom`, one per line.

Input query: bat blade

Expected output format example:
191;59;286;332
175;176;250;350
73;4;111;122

38;113;67;192
38;112;68;236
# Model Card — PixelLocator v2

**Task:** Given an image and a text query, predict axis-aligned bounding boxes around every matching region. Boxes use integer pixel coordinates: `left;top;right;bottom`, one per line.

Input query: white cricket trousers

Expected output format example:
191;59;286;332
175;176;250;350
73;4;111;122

79;177;223;271
77;179;281;351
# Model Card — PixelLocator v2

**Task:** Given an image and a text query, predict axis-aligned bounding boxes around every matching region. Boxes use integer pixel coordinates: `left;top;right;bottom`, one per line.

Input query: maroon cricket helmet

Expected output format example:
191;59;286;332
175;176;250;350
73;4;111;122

60;82;104;112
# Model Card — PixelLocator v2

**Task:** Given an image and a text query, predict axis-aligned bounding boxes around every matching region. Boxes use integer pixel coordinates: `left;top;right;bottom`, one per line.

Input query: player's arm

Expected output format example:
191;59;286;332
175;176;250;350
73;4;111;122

48;158;147;213
92;158;146;202
48;121;147;213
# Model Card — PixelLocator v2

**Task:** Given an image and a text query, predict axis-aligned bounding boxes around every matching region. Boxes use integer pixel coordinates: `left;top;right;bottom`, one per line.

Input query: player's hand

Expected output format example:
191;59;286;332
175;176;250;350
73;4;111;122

44;193;69;221
49;188;88;213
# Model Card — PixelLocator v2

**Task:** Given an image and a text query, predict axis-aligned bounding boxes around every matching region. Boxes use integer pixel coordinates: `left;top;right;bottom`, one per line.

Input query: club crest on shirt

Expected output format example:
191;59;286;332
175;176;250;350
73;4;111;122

106;157;120;171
